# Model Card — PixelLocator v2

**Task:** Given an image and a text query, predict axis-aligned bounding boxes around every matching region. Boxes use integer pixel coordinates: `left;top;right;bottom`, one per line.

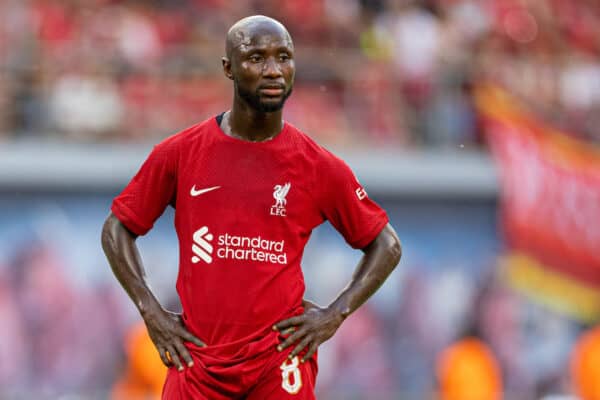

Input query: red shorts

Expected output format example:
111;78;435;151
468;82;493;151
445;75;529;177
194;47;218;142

161;331;318;399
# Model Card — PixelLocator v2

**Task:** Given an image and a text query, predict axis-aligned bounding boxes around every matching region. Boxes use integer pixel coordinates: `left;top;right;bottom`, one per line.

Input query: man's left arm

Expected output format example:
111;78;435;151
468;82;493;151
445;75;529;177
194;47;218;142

274;223;401;362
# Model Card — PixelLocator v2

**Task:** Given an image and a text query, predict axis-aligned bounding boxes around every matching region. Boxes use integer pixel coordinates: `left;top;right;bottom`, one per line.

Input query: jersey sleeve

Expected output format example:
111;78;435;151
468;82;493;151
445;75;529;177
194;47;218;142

317;152;389;249
111;140;178;236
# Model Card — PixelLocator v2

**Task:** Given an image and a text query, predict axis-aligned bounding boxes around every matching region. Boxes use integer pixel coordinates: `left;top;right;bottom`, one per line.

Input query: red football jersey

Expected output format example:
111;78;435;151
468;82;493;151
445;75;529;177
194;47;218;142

112;115;388;352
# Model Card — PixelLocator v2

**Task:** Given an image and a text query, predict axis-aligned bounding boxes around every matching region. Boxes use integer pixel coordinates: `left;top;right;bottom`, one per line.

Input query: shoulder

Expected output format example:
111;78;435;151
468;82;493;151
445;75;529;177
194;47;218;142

285;122;347;168
144;116;218;170
286;124;357;189
155;115;218;151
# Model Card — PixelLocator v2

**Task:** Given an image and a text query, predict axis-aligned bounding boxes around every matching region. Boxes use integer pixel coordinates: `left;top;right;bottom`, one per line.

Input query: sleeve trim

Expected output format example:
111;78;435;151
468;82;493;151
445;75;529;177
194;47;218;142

111;201;152;236
347;212;389;249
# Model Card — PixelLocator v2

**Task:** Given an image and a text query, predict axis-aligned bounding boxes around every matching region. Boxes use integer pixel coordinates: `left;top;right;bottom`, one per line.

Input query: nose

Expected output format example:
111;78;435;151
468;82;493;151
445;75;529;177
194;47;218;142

262;56;282;78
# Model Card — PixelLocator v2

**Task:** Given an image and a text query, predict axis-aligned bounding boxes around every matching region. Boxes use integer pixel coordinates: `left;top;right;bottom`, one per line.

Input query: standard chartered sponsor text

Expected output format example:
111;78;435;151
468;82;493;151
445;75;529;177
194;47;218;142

216;233;287;264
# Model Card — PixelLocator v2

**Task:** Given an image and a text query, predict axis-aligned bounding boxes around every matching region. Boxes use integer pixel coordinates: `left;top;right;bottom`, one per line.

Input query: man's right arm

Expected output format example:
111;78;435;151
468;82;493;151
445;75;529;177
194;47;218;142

101;212;205;371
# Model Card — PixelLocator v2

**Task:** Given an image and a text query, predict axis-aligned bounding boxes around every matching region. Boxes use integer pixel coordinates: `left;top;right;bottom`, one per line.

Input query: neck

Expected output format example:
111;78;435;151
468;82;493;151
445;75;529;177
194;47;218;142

227;97;284;142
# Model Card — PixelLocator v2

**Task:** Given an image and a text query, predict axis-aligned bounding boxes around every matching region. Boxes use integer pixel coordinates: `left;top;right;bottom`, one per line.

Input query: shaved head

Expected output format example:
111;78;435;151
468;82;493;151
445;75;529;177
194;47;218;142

225;15;293;60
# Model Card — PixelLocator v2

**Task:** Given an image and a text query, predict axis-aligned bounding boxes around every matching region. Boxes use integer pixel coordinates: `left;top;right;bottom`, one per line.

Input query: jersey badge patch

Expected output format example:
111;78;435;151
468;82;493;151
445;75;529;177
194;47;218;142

271;182;291;216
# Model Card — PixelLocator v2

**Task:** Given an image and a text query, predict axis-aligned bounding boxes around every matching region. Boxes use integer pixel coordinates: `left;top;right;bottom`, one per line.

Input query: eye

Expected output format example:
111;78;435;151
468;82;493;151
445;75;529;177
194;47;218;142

249;54;263;63
279;53;291;62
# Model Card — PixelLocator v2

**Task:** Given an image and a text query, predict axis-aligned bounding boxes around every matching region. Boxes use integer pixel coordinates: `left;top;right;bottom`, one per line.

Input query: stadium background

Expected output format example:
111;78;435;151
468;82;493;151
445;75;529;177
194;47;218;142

1;0;599;399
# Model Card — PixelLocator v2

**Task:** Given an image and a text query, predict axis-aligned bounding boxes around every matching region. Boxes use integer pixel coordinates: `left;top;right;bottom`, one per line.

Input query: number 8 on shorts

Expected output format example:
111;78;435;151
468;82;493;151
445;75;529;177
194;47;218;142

280;356;302;394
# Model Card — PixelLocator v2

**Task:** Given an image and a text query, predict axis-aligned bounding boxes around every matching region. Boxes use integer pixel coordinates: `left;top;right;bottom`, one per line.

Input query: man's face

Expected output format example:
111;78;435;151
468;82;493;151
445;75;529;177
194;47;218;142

229;29;295;112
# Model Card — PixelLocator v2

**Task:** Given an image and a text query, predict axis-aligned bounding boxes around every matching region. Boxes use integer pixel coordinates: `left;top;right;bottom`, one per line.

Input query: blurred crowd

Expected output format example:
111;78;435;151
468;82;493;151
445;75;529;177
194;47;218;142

0;243;128;397
1;0;599;146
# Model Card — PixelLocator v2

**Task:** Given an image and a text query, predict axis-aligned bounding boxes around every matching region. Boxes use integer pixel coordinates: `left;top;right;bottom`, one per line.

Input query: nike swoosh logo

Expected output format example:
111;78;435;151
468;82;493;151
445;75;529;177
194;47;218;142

190;185;221;197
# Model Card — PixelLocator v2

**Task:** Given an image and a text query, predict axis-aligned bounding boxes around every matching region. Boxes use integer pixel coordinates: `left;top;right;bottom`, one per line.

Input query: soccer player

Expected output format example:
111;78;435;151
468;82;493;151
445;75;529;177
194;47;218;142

101;15;401;399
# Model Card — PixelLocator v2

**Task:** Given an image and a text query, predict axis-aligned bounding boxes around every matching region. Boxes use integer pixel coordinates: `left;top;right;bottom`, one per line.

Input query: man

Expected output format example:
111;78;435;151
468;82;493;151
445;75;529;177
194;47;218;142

102;15;401;399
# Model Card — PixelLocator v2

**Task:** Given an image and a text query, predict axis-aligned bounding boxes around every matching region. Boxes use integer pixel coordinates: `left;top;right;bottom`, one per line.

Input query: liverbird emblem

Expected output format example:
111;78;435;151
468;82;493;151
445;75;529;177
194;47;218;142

271;182;291;216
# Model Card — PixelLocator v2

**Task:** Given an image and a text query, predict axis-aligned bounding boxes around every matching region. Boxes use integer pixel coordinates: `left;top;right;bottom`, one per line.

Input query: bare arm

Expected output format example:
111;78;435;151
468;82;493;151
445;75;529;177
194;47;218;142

101;212;205;370
275;223;401;361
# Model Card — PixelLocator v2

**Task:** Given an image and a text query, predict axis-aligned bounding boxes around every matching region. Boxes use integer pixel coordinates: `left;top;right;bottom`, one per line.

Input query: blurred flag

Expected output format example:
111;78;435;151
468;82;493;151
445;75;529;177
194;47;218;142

475;84;600;322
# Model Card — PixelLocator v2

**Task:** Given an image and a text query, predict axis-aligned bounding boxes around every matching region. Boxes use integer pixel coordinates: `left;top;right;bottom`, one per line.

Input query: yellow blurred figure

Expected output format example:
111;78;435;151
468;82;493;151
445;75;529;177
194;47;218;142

571;326;600;400
112;322;167;400
436;337;502;400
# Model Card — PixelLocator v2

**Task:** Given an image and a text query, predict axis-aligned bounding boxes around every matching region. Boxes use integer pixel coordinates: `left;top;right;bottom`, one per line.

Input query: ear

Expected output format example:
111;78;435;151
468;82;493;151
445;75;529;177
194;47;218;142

222;57;233;80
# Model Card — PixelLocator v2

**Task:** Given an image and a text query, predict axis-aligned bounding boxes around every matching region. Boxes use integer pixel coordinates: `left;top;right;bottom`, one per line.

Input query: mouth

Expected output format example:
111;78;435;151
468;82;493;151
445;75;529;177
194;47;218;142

259;85;285;96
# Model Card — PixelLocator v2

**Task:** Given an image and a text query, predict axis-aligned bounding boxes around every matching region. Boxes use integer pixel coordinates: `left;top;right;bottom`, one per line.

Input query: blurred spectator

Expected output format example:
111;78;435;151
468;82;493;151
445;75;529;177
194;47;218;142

49;67;124;140
570;325;600;400
112;321;167;400
387;2;441;92
436;337;502;400
434;270;503;400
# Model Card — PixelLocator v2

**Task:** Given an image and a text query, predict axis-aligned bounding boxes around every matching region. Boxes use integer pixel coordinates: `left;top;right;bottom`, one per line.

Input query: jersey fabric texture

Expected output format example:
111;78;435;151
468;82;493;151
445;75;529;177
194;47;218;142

111;115;389;397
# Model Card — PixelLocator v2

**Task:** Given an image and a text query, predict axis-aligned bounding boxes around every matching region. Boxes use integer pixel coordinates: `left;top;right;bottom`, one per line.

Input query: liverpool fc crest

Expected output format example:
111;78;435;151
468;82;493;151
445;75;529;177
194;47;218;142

271;182;291;216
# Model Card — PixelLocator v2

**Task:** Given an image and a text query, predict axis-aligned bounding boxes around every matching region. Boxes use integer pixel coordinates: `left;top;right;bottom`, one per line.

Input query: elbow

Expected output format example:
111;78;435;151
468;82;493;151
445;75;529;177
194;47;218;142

366;224;402;271
101;213;134;255
101;215;117;255
388;234;402;269
380;224;401;270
